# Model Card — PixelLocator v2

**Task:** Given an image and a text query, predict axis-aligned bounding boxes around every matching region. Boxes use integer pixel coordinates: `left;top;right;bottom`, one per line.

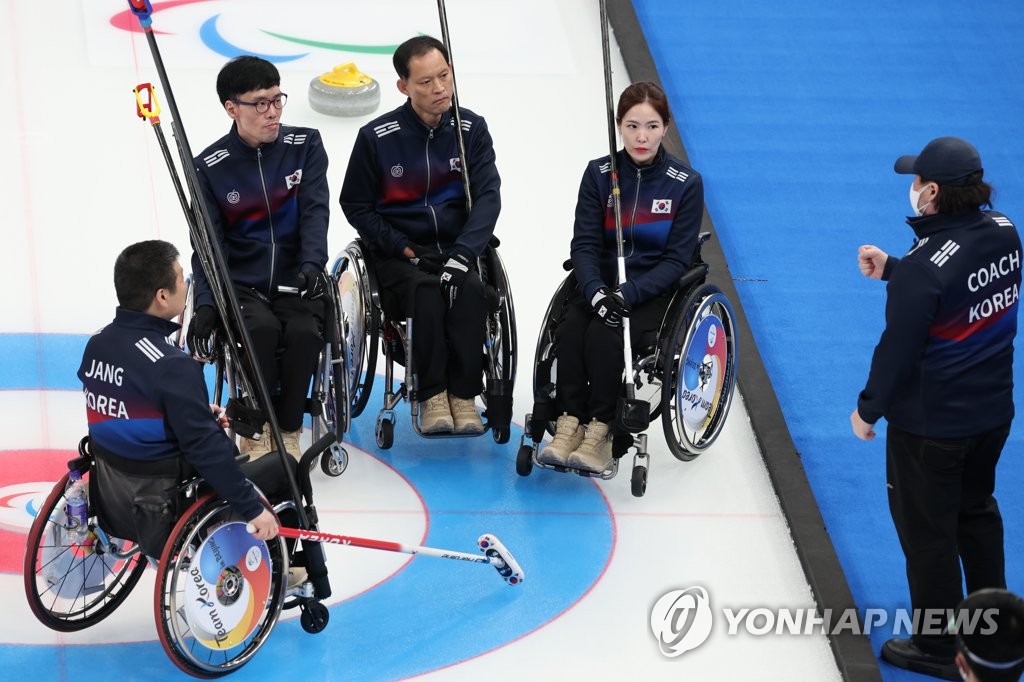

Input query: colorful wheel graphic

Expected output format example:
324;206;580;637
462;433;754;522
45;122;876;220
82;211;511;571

678;314;726;432
183;521;271;650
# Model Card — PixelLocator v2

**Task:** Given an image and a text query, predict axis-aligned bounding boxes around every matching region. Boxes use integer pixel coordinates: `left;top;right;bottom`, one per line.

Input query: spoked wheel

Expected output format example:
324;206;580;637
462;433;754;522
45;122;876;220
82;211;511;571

155;493;286;678
527;272;578;447
479;245;517;441
332;242;379;419
661;284;738;461
312;282;351;478
23;472;147;632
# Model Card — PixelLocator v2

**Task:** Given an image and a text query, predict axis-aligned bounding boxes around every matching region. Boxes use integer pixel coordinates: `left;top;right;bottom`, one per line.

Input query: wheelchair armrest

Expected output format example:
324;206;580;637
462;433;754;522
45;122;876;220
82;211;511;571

562;258;573;272
488;234;501;249
690;231;712;265
676;263;710;292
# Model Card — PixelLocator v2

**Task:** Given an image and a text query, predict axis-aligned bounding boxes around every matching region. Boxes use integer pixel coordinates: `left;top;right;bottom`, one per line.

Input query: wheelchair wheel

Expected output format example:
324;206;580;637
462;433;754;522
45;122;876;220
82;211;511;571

311;275;351;477
530;273;578;438
332;241;379;419
478;245;517;442
516;444;534;476
320;441;349;477
155;492;287;678
631;465;648;497
23;472;147;632
661;283;738;461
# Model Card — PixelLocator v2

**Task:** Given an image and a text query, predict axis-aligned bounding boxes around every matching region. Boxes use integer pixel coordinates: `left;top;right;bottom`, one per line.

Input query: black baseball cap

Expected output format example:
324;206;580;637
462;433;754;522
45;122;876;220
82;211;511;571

894;136;983;186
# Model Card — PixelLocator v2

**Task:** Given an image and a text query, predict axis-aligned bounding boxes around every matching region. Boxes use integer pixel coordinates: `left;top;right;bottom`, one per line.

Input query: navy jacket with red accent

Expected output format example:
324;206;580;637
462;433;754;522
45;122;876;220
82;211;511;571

78;308;263;520
192;123;330;308
858;210;1021;437
339;99;501;262
571;146;704;307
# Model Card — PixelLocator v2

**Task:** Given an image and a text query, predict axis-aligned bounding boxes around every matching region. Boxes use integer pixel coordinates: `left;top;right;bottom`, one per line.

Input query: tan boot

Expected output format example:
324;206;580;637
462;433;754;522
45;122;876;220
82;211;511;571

280;429;302;462
245;426;272;461
566;419;613;473
420;390;454;433
538;414;584;466
287;566;308;592
449;395;484;434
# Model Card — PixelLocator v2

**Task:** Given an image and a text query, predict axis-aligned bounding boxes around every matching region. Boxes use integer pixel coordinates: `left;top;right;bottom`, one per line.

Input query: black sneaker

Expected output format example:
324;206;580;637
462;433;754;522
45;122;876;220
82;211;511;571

881;637;958;680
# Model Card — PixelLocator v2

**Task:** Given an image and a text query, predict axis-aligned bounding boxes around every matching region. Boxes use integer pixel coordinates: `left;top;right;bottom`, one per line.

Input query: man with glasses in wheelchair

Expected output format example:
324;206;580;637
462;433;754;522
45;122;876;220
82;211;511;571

187;55;331;460
339;35;501;436
78;240;284;556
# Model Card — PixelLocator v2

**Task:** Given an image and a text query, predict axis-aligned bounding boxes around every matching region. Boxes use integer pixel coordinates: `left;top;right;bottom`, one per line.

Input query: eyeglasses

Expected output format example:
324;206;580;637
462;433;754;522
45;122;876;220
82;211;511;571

231;93;288;114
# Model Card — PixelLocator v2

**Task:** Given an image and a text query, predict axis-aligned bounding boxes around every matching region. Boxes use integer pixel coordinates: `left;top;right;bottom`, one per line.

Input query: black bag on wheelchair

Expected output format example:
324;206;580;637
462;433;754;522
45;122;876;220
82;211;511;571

91;442;186;558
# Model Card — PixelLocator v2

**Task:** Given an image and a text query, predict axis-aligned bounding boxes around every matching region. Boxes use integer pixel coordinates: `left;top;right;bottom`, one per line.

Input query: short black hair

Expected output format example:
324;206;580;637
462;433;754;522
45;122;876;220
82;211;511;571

216;55;280;105
392;35;448;81
923;171;994;214
954;589;1024;682
114;240;180;312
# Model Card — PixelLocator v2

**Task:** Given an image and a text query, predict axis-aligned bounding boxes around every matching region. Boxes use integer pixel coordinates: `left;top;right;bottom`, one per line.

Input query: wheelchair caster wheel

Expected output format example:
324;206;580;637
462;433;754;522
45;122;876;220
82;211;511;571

631;465;647;497
300;600;330;633
321;443;348;477
516;444;534;476
376;415;395;449
492;425;510;445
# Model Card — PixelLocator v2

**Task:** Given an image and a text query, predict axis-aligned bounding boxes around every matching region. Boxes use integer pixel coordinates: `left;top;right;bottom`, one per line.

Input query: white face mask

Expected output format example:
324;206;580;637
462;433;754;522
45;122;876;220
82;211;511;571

909;182;934;217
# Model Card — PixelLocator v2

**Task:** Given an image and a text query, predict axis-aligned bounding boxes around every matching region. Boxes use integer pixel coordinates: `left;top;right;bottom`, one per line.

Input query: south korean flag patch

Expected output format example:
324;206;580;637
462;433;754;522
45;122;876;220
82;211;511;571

285;169;303;190
651;199;672;213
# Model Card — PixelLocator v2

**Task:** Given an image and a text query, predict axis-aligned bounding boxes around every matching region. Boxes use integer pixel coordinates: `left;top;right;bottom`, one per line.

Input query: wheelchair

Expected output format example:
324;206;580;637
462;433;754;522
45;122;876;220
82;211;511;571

516;232;738;497
331;236;517;450
179;271;351;478
23;435;336;678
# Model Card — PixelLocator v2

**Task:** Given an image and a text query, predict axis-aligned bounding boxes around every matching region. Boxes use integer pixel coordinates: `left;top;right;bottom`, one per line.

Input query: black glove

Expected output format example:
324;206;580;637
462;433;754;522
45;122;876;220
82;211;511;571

590;287;630;328
298;268;329;300
439;252;472;308
187;305;218;358
408;243;443;274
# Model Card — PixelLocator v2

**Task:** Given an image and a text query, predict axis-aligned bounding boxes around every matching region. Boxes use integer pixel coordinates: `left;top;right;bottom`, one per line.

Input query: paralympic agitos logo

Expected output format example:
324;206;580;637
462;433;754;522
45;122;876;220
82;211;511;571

108;0;402;63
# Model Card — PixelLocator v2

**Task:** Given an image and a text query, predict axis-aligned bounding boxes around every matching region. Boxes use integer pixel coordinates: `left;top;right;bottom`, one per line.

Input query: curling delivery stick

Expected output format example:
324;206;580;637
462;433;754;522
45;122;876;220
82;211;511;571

248;524;524;586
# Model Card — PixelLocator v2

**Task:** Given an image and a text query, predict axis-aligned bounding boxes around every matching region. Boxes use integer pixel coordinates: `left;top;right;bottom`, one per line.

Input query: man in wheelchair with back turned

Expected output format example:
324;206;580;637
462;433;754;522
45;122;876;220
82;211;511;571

78;240;290;557
541;82;704;474
339;35;501;437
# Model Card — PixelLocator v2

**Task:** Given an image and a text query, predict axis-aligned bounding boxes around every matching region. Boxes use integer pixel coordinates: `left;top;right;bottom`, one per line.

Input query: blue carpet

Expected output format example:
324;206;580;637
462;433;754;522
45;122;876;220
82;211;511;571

633;1;1024;679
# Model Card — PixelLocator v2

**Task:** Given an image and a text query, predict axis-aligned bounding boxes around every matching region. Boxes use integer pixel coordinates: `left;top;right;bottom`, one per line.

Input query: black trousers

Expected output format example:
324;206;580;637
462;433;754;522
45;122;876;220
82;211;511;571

373;256;486;401
885;423;1009;654
554;291;670;424
236;289;324;432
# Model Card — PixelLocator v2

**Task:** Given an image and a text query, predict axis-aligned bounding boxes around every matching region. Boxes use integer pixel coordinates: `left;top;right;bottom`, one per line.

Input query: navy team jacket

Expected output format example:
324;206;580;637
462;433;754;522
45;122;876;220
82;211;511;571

858;210;1021;437
78;308;263;520
192;123;330;308
571;146;704;307
339;99;501;262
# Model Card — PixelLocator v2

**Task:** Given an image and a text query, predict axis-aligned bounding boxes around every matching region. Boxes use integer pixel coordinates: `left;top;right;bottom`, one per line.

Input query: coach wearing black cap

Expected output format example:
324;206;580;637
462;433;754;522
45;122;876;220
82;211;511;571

851;136;1022;680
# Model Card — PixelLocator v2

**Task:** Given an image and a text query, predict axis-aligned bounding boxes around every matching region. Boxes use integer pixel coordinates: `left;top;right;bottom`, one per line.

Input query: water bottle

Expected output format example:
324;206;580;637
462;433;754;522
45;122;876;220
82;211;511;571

64;469;89;544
